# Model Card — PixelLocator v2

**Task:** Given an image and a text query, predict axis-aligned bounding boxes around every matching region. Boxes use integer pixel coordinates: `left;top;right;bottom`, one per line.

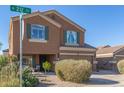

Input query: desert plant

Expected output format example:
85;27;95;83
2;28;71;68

55;59;92;83
0;62;19;87
0;55;8;69
43;61;51;73
42;61;51;80
8;55;18;63
0;55;19;87
117;60;124;74
22;66;39;87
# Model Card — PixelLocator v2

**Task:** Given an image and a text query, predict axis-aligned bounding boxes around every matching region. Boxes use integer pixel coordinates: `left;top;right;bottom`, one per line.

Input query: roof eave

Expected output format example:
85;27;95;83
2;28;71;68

11;12;61;28
96;53;113;58
60;46;96;52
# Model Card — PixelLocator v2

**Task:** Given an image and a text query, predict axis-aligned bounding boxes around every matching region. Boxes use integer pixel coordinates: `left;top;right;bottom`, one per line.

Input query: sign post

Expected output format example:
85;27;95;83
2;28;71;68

19;14;23;87
10;5;31;87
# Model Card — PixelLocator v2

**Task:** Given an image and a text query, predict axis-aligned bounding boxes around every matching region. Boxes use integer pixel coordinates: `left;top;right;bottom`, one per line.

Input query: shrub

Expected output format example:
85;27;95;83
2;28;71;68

11;55;18;62
55;59;92;83
8;55;18;63
0;55;8;68
117;60;124;74
0;62;19;87
22;67;39;87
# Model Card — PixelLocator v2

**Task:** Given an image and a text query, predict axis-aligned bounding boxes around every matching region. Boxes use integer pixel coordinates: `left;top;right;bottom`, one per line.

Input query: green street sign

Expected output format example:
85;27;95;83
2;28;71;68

10;5;32;87
10;5;31;14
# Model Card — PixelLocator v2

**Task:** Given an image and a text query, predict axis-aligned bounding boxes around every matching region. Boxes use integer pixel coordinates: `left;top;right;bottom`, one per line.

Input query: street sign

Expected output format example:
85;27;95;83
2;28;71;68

10;5;31;87
10;5;31;14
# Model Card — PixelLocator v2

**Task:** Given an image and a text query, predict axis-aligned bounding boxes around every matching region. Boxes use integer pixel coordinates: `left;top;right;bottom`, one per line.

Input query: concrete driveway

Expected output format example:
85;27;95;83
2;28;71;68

35;70;124;87
86;70;124;87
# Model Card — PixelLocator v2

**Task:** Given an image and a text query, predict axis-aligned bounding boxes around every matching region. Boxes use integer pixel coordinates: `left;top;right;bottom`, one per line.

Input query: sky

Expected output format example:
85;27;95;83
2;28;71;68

0;5;124;53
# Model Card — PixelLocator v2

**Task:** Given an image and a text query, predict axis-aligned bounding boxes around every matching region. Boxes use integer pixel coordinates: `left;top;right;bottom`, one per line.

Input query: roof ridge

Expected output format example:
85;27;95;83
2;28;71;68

96;44;124;54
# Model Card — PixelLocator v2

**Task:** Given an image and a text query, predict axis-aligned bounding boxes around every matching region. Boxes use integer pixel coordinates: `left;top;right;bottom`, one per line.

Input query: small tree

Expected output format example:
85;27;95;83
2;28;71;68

42;61;51;80
43;61;51;74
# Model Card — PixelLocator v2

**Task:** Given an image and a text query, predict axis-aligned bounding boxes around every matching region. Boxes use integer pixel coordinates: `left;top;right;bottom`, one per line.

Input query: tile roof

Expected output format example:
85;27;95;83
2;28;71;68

96;45;124;54
97;45;111;49
61;43;96;49
83;43;96;49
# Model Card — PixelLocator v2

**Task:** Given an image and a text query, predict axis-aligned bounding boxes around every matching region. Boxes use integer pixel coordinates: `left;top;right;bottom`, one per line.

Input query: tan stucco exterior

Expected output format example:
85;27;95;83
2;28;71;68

8;10;96;71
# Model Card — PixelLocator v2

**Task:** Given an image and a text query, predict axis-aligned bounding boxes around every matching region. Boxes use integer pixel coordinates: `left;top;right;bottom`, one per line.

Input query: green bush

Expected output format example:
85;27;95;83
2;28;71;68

55;59;92;83
8;55;18;63
0;55;8;68
117;60;124;74
22;67;39;87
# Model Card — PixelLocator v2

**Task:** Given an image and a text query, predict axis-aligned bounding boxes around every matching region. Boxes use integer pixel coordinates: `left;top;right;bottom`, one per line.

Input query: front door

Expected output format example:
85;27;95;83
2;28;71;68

39;55;47;71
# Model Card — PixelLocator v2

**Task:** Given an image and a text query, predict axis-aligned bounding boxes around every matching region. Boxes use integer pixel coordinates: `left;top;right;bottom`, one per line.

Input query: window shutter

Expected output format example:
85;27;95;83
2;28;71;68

26;23;31;38
77;32;80;44
45;26;49;40
64;31;67;43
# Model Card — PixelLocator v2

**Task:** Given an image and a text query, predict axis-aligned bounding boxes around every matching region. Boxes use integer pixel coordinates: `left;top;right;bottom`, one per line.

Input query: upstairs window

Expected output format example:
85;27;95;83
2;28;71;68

31;24;45;40
64;31;79;45
26;24;49;42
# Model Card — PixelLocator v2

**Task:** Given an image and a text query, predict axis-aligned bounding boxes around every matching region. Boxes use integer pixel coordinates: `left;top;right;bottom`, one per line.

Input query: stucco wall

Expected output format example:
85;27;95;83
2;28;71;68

12;15;60;55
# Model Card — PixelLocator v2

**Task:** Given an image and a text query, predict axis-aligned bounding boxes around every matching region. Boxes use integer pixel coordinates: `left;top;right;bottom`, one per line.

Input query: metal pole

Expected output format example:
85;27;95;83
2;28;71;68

19;14;23;87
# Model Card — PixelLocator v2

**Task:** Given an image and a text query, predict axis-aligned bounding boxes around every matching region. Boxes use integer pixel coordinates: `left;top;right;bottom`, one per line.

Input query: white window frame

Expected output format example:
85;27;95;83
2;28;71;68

29;24;47;43
65;30;79;46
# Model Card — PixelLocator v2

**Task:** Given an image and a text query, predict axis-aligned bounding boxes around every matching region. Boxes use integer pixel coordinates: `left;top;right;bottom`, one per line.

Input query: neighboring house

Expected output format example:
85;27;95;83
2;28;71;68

8;10;96;71
2;49;9;56
96;45;124;71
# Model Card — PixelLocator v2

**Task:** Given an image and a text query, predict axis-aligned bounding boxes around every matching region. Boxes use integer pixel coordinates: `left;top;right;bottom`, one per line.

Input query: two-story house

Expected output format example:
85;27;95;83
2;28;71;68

9;10;96;71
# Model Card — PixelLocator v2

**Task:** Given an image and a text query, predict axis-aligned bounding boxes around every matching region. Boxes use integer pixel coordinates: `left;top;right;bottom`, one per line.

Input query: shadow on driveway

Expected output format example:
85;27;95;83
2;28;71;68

86;78;119;85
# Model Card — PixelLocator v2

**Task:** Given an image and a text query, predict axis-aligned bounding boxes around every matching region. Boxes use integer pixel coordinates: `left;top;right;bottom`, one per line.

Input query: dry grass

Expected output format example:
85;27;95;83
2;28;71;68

0;63;20;87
